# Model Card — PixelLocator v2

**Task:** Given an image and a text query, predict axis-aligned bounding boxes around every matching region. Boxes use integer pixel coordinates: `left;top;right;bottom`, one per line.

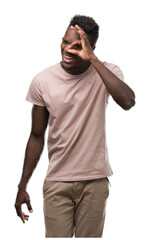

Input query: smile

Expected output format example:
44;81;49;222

63;53;76;63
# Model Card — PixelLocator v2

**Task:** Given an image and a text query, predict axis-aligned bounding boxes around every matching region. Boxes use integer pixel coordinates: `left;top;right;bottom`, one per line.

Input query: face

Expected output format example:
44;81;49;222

60;27;90;74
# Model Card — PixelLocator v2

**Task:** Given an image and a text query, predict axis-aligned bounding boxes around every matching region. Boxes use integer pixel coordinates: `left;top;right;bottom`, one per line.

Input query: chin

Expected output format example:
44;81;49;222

62;61;75;69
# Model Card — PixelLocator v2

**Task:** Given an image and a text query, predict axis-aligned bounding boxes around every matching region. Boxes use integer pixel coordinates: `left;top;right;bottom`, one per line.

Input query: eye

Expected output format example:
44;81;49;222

62;39;68;44
73;44;82;50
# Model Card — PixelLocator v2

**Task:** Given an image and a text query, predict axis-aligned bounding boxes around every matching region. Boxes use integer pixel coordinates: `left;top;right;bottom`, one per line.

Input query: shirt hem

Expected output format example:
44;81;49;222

44;173;113;181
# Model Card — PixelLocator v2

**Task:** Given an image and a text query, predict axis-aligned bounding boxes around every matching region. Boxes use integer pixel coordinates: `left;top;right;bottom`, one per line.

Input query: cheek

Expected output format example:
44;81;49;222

60;43;64;52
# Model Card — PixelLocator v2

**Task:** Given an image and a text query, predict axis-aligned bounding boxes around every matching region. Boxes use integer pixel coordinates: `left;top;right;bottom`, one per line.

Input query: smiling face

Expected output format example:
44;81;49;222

60;27;90;74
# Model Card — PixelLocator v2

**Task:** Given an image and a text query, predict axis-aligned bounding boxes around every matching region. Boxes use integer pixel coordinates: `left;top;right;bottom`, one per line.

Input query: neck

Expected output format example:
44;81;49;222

60;61;91;75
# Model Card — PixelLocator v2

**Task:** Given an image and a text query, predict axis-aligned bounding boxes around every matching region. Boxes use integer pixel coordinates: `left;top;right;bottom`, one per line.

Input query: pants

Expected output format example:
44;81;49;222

43;177;110;237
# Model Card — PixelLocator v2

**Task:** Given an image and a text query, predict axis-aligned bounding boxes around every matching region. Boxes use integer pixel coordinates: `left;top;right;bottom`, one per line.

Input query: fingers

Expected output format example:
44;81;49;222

70;24;92;52
71;24;84;34
22;212;29;221
15;204;25;223
15;200;33;223
26;200;33;213
67;48;79;55
71;25;87;40
15;190;33;223
69;40;81;48
68;40;82;51
67;40;82;56
15;204;31;223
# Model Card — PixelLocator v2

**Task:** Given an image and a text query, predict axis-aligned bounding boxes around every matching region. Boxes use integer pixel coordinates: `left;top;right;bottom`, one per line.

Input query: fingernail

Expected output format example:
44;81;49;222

30;209;33;213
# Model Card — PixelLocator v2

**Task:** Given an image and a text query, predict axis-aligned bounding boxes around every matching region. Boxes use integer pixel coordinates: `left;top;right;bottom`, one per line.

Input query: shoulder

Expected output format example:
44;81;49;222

102;61;124;81
34;62;60;81
102;61;120;70
29;63;60;92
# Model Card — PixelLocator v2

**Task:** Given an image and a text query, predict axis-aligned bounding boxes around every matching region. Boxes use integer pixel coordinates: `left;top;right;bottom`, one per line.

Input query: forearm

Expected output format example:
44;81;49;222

90;54;136;110
18;133;45;191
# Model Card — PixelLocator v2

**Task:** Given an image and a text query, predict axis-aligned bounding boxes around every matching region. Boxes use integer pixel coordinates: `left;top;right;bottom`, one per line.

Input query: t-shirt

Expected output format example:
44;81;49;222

26;61;124;181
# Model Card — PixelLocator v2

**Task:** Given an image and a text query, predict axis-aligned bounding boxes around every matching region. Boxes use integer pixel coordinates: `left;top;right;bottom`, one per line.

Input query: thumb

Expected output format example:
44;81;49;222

26;200;33;213
68;49;79;55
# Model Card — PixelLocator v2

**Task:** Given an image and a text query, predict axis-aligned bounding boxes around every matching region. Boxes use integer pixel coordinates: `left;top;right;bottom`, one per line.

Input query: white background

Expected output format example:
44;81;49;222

0;0;150;239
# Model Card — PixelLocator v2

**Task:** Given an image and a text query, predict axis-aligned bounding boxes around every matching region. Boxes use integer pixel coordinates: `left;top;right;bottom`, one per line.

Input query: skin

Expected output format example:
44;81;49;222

62;25;135;109
14;24;136;223
14;106;49;223
60;26;94;75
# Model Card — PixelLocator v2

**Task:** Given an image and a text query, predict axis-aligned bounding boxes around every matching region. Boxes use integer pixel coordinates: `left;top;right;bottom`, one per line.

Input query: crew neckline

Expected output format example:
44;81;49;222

58;61;94;82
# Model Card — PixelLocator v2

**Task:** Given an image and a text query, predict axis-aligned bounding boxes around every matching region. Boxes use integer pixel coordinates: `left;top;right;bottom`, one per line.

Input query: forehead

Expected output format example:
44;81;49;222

63;27;81;42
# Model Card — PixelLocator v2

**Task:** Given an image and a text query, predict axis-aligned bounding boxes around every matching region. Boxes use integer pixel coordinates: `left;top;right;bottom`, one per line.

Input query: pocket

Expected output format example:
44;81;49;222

96;177;110;199
106;177;111;187
42;180;58;198
103;178;109;199
42;180;49;197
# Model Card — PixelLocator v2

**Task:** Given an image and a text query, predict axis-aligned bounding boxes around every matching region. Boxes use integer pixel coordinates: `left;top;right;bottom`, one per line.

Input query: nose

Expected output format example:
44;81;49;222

64;44;71;53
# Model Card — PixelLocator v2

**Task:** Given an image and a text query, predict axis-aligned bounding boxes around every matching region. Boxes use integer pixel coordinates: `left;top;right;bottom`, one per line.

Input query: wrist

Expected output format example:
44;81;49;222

18;180;28;191
89;53;98;63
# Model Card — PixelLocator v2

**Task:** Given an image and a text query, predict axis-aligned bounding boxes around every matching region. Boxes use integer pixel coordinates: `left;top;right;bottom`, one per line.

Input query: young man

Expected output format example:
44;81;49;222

14;15;135;237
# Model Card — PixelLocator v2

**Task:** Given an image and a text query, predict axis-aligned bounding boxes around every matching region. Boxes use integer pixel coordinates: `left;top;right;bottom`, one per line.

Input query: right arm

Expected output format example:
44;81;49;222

14;105;49;223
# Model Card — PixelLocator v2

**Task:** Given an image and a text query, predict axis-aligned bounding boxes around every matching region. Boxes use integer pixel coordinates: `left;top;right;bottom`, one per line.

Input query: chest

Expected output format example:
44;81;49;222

42;75;106;118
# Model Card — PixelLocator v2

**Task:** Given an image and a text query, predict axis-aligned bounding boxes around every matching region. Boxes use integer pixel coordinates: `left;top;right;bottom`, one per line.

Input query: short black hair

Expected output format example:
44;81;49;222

68;14;99;47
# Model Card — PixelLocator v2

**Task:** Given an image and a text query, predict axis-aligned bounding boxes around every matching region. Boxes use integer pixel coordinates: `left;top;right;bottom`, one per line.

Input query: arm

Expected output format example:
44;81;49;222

68;25;136;110
14;105;49;223
89;55;135;110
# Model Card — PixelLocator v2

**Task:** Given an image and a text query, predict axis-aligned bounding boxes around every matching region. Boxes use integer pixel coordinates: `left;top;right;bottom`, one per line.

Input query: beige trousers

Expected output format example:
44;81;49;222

43;177;110;238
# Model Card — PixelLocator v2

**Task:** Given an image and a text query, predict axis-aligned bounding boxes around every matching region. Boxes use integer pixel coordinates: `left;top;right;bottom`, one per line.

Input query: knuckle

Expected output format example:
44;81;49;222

16;209;21;216
15;203;19;208
17;212;21;217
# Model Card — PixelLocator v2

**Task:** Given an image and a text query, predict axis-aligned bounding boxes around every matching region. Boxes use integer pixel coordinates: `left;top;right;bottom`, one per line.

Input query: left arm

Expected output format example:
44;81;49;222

68;25;136;110
89;54;135;110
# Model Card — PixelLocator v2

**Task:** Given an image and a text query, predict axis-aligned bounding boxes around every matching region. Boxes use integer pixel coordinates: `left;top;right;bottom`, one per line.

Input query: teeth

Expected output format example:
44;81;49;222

64;54;73;59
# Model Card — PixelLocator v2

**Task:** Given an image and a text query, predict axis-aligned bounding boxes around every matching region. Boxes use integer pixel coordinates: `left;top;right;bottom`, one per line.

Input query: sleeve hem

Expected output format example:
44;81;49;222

26;97;45;106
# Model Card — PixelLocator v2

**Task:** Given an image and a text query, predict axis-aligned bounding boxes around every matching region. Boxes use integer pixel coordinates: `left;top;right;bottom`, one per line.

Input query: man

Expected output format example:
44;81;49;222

14;15;135;237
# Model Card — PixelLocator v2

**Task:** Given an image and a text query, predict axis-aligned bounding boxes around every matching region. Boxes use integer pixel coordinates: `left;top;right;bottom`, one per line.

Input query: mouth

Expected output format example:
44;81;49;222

63;53;76;64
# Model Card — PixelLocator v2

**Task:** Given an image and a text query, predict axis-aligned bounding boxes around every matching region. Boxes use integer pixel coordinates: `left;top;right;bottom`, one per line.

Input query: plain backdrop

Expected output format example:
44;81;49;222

0;0;150;239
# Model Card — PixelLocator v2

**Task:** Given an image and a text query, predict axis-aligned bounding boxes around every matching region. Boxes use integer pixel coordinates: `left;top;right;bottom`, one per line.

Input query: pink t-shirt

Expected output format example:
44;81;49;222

26;61;124;181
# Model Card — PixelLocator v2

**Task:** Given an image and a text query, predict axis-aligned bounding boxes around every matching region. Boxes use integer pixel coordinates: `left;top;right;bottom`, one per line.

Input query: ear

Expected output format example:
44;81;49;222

92;45;95;51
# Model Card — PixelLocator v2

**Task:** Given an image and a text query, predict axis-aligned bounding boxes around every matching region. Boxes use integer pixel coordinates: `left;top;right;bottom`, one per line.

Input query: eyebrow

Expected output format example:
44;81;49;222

62;38;69;43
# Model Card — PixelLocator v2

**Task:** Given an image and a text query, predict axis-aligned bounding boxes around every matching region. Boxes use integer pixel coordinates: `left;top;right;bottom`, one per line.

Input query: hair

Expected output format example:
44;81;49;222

68;14;99;47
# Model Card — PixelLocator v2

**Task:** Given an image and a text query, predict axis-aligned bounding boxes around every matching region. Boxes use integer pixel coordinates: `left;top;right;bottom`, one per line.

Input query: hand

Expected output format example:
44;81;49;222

68;25;95;61
14;189;33;223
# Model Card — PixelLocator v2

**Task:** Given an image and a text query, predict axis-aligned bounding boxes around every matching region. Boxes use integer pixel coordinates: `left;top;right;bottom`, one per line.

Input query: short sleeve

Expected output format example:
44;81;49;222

112;65;124;82
26;77;45;106
106;65;124;103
